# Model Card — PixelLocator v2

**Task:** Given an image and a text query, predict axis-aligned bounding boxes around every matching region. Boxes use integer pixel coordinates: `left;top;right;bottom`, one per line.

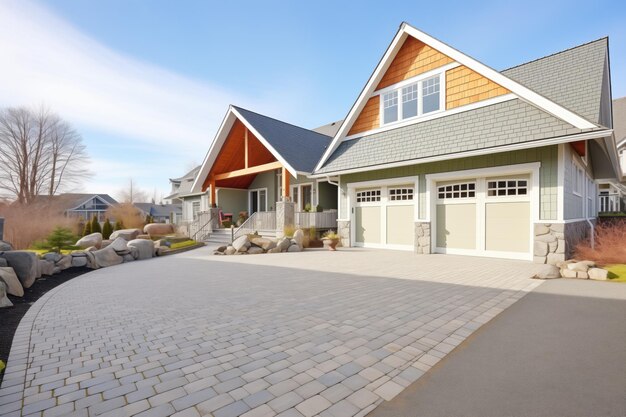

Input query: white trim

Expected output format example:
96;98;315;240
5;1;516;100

248;187;268;214
427;162;540;261
572;157;584;197
557;143;565;221
68;195;114;211
345;94;516;141
373;62;460;96
315;23;598;172
291;182;314;211
353;242;414;251
311;129;612;177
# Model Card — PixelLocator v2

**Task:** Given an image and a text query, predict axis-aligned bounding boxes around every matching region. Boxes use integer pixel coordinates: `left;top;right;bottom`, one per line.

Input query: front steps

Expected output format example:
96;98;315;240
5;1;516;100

202;228;277;246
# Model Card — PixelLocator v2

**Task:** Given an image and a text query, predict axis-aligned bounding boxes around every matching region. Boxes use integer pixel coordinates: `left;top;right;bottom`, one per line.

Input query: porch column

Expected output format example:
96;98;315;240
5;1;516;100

209;177;216;207
275;201;295;239
281;167;290;201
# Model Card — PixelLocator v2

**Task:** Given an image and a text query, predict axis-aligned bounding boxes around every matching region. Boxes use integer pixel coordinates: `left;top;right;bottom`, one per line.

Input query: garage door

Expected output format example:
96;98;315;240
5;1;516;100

354;184;415;250
435;176;531;258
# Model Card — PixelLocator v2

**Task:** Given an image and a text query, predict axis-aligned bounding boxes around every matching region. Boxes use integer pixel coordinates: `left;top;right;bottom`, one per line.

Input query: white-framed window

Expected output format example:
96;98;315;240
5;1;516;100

437;182;476;200
192;201;200;219
573;161;584;196
587;178;595;217
389;187;414;201
381;73;443;126
487;179;528;197
356;189;381;203
383;91;398;124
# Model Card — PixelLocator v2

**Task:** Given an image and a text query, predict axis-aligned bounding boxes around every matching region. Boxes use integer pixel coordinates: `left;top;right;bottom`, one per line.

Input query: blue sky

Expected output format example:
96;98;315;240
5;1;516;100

1;0;625;200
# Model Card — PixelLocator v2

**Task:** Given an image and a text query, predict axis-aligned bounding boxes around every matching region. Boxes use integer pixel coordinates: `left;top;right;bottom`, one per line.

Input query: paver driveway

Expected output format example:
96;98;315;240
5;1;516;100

0;247;542;417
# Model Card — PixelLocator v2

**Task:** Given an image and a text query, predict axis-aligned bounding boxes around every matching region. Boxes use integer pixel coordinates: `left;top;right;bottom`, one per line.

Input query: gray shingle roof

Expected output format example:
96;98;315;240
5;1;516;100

134;203;182;217
613;97;626;147
233;106;332;173
317;99;595;174
313;120;344;137
502;38;608;125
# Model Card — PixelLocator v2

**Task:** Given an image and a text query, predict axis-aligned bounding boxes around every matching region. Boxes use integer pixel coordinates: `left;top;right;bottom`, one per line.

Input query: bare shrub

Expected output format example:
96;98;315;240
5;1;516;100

105;203;144;230
0;201;79;249
575;222;626;265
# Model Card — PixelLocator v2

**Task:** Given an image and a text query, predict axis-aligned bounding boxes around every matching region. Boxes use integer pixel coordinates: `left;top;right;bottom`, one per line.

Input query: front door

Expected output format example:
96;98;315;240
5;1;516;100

250;190;259;214
301;185;312;211
249;188;267;215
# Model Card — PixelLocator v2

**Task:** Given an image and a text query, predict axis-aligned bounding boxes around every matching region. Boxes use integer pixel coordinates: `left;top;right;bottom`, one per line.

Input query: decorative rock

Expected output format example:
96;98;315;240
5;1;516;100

71;256;88;268
567;262;589;272
561;268;577;278
143;223;174;236
71;251;87;257
109;228;141;241
128;246;139;259
232;235;250;252
56;255;72;270
588;268;608;280
535;233;557;243
0;281;13;308
127;239;154;260
84;251;97;269
250;238;275;251
550;223;565;233
101;239;112;248
581;260;596;268
267;247;281;254
533;256;547;264
122;254;135;263
534;224;550;236
556;239;565;254
92;246;123;268
576;271;589;279
110;237;129;252
137;234;151;240
0;267;24;297
76;232;103;249
156;247;167;256
216;245;227;253
546;253;565;265
277;237;291;252
52;266;61;274
43;252;62;263
293;229;305;248
0;251;38;288
0;240;13;251
247;246;264;255
533;241;548;257
39;260;55;276
287;244;302;252
534;264;561;279
224;246;236;255
0;258;6;267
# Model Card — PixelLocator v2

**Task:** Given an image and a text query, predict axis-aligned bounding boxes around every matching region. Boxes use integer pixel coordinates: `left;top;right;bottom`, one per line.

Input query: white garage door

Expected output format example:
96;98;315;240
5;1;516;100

353;184;416;250
435;176;531;259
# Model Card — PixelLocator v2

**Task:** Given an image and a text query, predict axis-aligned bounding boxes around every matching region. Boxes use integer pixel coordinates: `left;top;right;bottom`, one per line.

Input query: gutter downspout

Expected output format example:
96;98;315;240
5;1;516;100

325;176;339;187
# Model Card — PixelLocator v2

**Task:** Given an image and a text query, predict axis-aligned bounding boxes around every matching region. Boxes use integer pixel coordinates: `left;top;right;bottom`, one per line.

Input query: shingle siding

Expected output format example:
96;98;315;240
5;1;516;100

319;99;580;174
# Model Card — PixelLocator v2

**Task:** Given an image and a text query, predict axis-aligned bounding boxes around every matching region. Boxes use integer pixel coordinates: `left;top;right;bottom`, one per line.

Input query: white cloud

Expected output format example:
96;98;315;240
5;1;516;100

0;0;288;153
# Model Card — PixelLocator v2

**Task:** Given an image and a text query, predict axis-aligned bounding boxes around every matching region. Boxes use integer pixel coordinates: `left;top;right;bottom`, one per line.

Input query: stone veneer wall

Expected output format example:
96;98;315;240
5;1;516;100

337;220;350;248
533;220;591;264
275;201;295;239
414;222;431;254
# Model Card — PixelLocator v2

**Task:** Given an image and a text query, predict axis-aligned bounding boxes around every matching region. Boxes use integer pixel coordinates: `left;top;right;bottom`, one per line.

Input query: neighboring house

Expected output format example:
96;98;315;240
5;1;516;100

134;202;182;224
165;165;211;223
597;96;626;212
190;22;621;264
34;193;118;222
189;107;339;233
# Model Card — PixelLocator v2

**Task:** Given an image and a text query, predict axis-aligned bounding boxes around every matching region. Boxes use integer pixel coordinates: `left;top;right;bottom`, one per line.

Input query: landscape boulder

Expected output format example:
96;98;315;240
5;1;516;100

110;237;129;252
101;240;112;248
0;240;13;251
0;281;12;308
143;223;174;236
122;254;135;263
39;259;55;276
43;252;62;263
277;237;291;252
287;244;302;252
534;264;561;279
0;267;24;297
250;237;276;251
588;268;608;281
0;251;38;288
76;233;103;249
71;256;88;268
224;246;237;255
0;258;7;267
267;247;282;254
127;239;154;260
567;262;590;273
109;228;141;241
56;255;72;270
232;235;251;252
247;246;264;255
92;246;123;268
293;229;305;248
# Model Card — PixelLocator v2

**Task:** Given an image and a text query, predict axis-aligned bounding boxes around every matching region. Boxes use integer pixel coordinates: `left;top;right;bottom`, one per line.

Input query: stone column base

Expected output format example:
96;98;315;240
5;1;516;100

275;201;295;239
415;222;431;254
337;220;350;248
533;221;591;264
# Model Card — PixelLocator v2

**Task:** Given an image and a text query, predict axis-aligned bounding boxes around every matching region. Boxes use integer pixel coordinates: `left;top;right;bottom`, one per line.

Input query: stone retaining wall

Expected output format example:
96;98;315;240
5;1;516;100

414;222;431;254
533;220;591;264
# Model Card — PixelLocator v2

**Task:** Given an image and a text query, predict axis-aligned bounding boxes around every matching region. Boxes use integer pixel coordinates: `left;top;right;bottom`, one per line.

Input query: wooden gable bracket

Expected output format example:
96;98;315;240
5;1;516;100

571;140;586;157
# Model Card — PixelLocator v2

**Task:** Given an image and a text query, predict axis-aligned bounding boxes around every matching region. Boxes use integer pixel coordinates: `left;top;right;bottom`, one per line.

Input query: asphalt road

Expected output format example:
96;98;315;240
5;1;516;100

368;278;626;417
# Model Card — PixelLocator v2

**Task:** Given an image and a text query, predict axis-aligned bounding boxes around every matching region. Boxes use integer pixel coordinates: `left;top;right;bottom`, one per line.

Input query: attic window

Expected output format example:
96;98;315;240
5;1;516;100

380;73;443;126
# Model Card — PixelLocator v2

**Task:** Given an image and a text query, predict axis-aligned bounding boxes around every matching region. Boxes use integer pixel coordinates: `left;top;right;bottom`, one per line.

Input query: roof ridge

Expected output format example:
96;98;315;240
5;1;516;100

501;37;608;72
232;105;333;139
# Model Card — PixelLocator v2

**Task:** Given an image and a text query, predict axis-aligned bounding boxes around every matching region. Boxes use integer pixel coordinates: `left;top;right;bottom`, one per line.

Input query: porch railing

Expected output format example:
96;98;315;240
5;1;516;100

599;194;621;213
295;209;338;229
185;210;213;241
232;211;276;241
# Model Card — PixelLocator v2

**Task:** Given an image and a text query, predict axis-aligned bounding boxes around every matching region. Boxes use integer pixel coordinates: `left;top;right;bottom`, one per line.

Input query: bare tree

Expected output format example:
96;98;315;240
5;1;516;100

0;106;90;204
118;178;149;203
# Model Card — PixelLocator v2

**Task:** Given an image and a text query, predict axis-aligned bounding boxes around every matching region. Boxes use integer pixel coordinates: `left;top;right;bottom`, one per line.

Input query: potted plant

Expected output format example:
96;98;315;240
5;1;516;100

304;203;312;212
236;211;248;227
322;230;340;251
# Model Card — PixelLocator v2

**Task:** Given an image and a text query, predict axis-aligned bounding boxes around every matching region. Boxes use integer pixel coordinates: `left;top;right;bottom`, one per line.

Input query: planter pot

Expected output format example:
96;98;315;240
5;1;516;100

323;238;339;251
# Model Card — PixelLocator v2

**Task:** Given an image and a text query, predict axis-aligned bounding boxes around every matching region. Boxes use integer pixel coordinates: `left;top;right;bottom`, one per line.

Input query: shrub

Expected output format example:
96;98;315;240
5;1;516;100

309;227;317;240
304;203;312;212
222;220;232;228
33;227;79;253
323;230;339;240
114;220;125;231
316;205;323;212
102;218;113;239
105;203;144;229
90;215;102;234
283;224;296;237
575;222;626;265
83;221;92;236
144;214;154;224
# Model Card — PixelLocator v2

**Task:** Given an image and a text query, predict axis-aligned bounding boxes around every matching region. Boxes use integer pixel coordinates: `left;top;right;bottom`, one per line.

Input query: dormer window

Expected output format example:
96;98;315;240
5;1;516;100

380;73;443;126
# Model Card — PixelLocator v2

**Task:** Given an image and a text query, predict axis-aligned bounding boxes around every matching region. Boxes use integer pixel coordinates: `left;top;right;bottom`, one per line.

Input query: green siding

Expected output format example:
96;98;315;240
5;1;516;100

340;145;558;220
249;171;278;211
217;189;248;216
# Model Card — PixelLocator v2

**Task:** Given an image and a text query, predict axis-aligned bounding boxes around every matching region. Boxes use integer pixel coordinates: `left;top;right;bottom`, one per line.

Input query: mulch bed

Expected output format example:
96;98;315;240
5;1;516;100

0;267;90;385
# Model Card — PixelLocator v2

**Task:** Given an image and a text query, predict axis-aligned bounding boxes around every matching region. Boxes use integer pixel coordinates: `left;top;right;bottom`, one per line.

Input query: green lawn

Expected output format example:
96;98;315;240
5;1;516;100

605;264;626;282
26;249;74;256
168;240;199;250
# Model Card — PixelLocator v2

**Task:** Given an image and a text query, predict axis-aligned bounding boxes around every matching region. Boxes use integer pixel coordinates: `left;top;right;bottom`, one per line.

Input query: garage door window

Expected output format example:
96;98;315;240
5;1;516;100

389;187;414;201
356;189;381;203
437;182;476;199
487;179;528;196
